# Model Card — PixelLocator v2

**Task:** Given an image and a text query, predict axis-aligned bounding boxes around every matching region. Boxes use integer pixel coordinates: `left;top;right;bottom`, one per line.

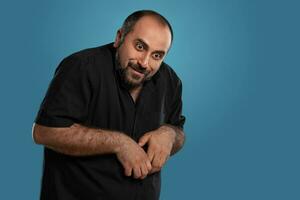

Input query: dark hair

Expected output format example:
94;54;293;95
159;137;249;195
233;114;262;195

121;10;174;44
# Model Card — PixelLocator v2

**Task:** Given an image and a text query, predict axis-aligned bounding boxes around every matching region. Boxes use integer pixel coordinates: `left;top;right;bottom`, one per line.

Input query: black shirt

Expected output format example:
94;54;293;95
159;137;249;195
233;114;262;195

35;43;185;200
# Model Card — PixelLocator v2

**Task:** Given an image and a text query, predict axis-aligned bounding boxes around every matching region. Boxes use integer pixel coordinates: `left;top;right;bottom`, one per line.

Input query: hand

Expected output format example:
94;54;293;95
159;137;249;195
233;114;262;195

138;125;176;174
116;135;152;179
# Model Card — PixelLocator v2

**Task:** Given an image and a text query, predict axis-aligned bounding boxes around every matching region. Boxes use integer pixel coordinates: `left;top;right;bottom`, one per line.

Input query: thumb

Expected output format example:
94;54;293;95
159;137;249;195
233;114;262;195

138;134;151;146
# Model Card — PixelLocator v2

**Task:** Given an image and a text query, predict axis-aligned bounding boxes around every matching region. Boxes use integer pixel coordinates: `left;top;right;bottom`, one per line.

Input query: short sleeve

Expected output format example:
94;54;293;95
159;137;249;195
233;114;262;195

35;55;91;127
165;80;186;130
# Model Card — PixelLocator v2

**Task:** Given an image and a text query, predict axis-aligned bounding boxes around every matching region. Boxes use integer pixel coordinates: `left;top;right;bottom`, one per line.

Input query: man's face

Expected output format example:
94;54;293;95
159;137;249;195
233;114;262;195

114;16;172;88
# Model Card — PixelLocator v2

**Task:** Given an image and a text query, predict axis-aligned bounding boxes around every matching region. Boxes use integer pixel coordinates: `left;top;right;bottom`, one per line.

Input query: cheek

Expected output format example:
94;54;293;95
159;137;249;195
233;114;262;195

149;61;162;73
123;53;137;67
118;50;130;67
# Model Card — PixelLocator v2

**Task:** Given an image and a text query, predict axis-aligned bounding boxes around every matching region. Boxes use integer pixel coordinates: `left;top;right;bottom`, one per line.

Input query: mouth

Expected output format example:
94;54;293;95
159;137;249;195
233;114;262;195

128;61;146;75
129;66;145;77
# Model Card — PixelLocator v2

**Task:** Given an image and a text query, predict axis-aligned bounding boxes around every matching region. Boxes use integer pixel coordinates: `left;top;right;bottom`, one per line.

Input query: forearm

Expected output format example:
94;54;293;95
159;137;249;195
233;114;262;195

33;123;129;156
161;124;185;155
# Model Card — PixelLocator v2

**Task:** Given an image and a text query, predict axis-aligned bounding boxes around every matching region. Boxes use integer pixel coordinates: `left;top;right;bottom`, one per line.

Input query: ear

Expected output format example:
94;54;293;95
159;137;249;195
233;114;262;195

113;29;123;48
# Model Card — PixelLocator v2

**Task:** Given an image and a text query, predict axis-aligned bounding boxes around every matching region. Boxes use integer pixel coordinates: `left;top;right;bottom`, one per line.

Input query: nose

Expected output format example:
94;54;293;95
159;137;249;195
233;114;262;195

138;53;150;69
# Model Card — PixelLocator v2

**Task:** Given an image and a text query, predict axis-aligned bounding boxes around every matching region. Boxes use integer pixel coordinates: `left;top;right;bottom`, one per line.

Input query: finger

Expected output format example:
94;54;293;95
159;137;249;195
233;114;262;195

138;134;151;147
133;166;142;179
147;146;155;163
157;151;168;169
151;153;162;173
164;154;170;164
124;166;132;177
146;160;152;172
140;163;149;179
149;164;160;174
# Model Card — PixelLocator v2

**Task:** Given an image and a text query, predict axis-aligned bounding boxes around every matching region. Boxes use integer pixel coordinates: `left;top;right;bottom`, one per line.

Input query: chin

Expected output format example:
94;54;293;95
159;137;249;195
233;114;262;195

124;74;145;87
126;78;143;87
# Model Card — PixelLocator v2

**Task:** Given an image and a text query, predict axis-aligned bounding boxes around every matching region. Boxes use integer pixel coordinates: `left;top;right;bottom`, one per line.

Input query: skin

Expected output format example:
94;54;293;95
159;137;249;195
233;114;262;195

33;15;185;180
33;123;152;179
113;15;172;96
113;15;185;174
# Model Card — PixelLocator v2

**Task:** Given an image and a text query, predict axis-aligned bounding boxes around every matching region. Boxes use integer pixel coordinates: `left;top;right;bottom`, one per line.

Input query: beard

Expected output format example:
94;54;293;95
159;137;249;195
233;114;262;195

115;51;151;89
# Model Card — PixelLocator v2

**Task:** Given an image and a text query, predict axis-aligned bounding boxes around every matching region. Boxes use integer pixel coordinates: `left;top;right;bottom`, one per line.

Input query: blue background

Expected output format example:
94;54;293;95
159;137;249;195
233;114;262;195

1;0;299;199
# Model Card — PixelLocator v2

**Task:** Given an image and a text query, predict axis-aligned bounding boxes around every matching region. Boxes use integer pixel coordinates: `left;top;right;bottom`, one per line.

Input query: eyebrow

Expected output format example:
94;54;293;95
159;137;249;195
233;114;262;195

136;38;166;56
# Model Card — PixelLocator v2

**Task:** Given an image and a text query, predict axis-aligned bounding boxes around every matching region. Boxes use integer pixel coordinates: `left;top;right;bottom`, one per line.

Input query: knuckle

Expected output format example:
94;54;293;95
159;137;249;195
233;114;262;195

162;148;169;154
152;163;161;170
123;163;130;170
147;164;152;171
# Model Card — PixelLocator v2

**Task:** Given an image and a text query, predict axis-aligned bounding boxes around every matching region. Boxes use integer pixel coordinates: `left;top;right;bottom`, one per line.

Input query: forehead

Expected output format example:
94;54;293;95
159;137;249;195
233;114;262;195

128;16;172;52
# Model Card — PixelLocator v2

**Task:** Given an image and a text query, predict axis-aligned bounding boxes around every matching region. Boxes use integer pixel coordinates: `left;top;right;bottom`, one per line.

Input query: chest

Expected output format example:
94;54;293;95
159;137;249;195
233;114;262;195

85;77;167;141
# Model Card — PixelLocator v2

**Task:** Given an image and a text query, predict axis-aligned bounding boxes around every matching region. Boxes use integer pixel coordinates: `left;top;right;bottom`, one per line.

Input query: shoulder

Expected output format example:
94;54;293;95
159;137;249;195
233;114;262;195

63;43;114;69
158;62;182;91
55;43;115;75
69;43;114;63
52;43;115;90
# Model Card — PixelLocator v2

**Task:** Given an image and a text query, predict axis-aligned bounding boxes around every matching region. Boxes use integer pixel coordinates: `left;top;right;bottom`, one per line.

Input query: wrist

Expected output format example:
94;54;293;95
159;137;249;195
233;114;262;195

159;125;176;143
113;132;131;154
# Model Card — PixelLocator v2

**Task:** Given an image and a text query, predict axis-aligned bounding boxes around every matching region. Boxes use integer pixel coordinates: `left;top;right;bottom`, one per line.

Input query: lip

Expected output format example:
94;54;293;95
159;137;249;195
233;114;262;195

130;66;144;77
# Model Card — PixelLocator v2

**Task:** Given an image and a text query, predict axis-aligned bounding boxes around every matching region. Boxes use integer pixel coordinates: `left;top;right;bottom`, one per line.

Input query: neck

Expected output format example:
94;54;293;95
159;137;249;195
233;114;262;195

129;85;143;102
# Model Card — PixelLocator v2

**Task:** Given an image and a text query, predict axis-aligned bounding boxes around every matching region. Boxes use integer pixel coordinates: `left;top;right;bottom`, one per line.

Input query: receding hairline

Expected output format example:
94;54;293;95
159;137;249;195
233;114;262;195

131;15;172;36
138;14;170;28
120;10;174;43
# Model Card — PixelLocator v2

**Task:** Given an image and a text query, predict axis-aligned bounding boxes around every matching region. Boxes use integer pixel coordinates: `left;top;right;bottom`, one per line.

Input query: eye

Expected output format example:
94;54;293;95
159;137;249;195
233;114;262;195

135;42;144;51
152;53;162;60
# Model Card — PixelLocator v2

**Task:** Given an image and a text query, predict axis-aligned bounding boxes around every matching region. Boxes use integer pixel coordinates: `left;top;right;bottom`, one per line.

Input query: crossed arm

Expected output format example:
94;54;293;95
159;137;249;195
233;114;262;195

33;123;185;179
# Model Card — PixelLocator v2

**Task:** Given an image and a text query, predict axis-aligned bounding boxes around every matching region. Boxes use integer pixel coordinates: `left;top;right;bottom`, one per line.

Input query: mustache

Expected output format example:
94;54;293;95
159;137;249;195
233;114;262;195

128;62;148;75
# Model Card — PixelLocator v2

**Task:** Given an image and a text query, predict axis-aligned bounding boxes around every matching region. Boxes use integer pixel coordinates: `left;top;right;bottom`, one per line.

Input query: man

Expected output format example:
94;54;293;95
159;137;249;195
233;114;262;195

33;10;185;200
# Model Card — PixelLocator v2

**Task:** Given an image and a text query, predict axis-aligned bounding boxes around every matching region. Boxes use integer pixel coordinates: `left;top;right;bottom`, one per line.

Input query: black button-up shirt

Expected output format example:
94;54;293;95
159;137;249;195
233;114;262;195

35;43;185;200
